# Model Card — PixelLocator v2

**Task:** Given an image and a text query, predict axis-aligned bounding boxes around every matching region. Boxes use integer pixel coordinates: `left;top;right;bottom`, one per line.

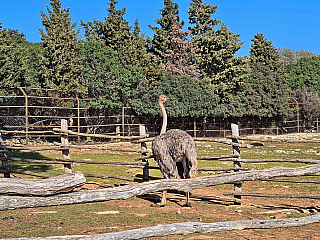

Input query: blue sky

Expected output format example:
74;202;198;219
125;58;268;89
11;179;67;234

1;0;320;56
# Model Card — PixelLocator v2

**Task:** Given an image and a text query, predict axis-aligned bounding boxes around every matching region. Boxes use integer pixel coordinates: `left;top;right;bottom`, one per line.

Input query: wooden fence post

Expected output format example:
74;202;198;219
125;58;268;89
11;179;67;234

0;133;9;178
61;119;72;173
76;96;80;144
231;123;241;202
139;124;149;181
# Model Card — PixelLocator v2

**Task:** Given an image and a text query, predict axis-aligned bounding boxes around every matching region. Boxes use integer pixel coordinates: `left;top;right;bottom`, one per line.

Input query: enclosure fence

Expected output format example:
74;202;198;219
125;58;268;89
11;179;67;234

0;87;318;144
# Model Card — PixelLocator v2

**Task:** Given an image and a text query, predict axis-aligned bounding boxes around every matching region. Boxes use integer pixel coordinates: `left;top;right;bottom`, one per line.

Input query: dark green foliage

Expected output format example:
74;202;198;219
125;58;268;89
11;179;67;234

286;56;320;93
250;33;283;73
0;23;28;88
81;0;131;52
148;0;182;56
131;73;220;117
80;41;144;111
39;0;85;97
188;0;247;102
240;64;288;117
242;33;288;117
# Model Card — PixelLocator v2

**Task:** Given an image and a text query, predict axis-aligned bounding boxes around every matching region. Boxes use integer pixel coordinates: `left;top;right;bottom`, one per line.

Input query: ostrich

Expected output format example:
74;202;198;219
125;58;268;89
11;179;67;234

152;95;197;206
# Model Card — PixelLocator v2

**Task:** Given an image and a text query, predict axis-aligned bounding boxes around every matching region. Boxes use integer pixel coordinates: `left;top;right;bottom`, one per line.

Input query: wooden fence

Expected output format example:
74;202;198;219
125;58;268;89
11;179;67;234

2;121;320;239
1;121;320;205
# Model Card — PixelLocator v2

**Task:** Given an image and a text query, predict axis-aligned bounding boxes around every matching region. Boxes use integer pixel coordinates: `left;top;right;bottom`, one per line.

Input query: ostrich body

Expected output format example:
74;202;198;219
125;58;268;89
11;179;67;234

152;95;197;206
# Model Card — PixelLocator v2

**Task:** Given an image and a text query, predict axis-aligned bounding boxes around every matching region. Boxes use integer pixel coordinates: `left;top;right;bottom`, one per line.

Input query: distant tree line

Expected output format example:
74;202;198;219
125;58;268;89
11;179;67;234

1;0;320;123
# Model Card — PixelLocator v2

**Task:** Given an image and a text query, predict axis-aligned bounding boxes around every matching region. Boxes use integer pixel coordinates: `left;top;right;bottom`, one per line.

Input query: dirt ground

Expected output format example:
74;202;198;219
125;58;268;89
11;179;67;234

2;133;320;239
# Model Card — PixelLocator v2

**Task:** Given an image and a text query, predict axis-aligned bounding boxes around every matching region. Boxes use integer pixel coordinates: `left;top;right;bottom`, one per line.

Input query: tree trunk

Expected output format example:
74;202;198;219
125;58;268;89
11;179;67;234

0;172;85;196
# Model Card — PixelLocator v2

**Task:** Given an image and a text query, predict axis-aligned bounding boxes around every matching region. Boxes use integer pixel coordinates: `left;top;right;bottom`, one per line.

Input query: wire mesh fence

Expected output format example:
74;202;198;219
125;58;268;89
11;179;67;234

0;87;318;144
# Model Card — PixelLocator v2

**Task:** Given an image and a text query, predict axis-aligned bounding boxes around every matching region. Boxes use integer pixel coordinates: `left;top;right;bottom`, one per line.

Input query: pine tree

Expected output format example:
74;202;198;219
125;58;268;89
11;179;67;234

158;16;199;78
250;33;282;72
0;23;28;87
39;0;85;97
244;33;288;117
148;0;183;56
188;0;247;101
81;0;131;51
131;19;162;83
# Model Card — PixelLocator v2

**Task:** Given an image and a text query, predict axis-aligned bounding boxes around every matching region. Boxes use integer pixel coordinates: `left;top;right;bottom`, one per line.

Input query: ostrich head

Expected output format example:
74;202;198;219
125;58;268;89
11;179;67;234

158;95;170;104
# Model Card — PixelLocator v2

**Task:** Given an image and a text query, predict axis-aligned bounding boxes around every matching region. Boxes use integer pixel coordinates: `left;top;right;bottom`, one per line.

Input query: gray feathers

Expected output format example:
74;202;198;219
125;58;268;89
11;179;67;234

152;129;198;179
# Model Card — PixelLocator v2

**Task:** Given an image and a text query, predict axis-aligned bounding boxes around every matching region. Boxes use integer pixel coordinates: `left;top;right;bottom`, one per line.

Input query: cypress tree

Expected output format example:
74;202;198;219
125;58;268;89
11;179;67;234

81;0;131;52
188;0;247;101
39;0;85;97
250;33;283;72
148;0;182;56
244;33;288;117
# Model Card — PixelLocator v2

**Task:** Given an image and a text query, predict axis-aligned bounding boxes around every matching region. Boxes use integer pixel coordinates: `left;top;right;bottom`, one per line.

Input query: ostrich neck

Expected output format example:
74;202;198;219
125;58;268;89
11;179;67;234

159;101;167;134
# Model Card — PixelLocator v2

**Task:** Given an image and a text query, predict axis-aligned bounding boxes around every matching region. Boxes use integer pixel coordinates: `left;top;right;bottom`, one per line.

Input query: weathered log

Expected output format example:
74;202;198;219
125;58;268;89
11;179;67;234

216;158;320;164
53;128;149;140
224;191;320;199
9;213;320;240
194;137;253;148
228;135;320;143
135;154;240;161
1;156;147;166
0;145;68;152
54;142;151;153
198;167;251;172
84;173;135;182
132;136;253;148
0;172;85;196
197;154;240;160
0;130;56;134
1;164;320;210
55;157;147;166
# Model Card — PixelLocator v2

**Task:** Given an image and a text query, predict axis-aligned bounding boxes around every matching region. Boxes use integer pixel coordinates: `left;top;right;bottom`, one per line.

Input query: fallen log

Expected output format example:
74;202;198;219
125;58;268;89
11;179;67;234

224;191;320;200
0;172;85;196
1;164;320;210
10;213;320;240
